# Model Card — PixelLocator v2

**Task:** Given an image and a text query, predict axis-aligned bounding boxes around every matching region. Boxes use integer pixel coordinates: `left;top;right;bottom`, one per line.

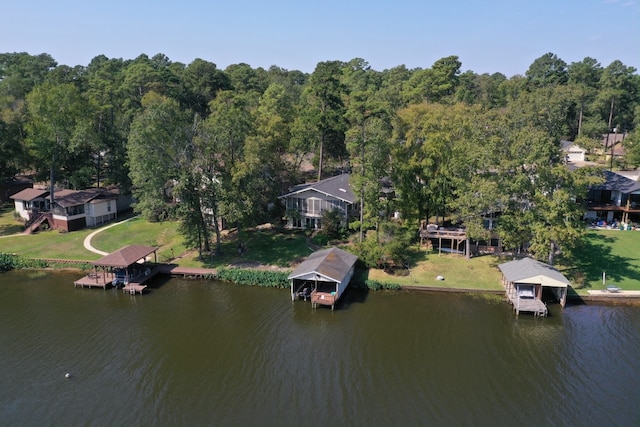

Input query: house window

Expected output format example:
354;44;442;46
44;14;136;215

107;201;111;212
308;198;321;216
66;204;85;216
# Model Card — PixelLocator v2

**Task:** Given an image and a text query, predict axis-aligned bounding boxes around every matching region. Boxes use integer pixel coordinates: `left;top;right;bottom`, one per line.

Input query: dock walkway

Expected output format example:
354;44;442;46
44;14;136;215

506;288;548;317
74;271;115;289
74;264;218;294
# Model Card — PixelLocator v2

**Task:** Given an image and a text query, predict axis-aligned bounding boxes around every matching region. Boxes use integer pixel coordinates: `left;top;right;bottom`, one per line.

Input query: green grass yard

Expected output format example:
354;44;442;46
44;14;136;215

562;229;640;293
1;202;638;293
0;226;98;260
0;203;24;236
90;217;185;262
368;249;504;290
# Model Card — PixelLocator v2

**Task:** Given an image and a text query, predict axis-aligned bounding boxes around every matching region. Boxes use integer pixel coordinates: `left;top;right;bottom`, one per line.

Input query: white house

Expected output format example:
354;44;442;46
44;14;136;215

11;187;124;233
279;174;357;230
561;140;587;163
50;189;119;231
10;188;50;220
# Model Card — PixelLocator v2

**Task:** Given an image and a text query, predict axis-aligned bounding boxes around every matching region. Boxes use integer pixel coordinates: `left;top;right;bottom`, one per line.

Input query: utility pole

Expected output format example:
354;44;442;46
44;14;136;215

609;126;618;170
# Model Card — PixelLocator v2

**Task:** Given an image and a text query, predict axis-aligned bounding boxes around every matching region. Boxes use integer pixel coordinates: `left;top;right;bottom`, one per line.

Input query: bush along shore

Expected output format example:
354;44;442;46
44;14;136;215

0;255;404;292
0;253;93;272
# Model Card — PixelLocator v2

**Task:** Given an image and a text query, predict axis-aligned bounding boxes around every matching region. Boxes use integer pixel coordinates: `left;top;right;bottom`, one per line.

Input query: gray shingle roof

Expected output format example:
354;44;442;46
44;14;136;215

498;257;570;287
281;174;356;204
288;247;358;283
592;170;640;194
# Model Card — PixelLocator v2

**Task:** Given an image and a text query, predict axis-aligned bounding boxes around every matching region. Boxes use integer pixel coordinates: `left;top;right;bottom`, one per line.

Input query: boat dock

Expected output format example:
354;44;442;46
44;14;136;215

74;252;217;295
74;271;116;289
506;287;548;317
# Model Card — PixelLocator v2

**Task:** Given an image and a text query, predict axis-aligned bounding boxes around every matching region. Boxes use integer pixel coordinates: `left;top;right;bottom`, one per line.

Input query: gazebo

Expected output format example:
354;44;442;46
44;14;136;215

498;257;570;316
288;247;358;310
74;245;159;292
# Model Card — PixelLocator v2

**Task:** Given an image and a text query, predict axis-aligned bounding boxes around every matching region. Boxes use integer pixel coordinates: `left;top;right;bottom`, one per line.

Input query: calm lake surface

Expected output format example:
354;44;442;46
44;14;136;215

1;270;639;427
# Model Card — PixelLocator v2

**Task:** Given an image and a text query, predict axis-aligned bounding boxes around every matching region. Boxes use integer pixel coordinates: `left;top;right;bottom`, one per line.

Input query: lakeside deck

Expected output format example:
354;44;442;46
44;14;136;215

74;263;218;294
74;271;116;289
506;288;548;317
311;291;338;310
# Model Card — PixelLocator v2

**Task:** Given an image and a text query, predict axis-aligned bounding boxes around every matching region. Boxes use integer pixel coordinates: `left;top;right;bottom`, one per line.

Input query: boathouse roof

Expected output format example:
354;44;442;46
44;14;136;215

93;245;158;268
498;257;570;288
288;247;358;283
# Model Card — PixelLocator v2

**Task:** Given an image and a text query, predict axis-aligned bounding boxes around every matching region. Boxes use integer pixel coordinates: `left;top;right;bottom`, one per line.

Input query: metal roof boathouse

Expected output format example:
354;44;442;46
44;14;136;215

288;247;358;310
498;257;570;317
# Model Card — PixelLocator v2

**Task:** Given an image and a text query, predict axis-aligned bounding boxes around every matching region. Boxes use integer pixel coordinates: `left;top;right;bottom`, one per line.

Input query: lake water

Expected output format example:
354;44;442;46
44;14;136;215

1;270;639;427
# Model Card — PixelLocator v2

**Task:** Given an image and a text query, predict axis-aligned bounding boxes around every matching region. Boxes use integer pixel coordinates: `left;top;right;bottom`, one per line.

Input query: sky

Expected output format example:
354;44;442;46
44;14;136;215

2;0;639;76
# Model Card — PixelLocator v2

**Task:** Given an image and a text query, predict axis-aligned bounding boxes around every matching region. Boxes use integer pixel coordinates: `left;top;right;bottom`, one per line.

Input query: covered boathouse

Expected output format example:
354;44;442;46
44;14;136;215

498;257;570;317
288;247;358;310
74;245;159;294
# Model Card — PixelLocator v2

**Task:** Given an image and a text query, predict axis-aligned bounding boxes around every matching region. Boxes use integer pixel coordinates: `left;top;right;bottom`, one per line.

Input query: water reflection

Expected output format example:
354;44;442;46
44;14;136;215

0;271;638;426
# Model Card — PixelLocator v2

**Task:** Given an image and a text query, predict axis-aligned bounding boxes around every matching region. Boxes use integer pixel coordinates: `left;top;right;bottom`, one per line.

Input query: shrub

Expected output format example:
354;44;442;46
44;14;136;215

213;267;290;288
0;253;19;272
363;279;401;291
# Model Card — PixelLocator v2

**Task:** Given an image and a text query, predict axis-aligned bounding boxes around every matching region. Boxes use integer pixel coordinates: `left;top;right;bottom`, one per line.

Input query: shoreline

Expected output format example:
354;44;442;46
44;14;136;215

8;261;640;307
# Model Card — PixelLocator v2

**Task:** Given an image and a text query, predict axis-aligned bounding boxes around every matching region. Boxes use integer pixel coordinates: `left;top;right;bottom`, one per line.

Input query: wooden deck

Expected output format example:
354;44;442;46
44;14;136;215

74;264;218;294
74;272;116;289
157;265;217;279
311;291;338;310
121;266;164;294
506;288;548;317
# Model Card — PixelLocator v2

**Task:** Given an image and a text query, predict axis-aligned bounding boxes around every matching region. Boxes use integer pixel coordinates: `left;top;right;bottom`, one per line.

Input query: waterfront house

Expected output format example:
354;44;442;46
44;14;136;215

279;174;357;230
10;188;50;220
10;187;126;233
499;257;570;316
584;170;640;225
51;189;122;231
288;247;358;310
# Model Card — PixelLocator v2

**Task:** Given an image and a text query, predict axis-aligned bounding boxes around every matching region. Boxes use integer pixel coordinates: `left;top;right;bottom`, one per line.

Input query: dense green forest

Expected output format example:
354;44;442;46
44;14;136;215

1;52;639;264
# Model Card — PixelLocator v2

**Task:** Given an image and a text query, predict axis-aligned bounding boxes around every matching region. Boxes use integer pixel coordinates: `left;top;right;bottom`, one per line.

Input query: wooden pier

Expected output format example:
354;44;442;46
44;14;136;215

506;287;548;317
74;271;116;289
121;266;163;294
74;257;217;295
156;265;217;279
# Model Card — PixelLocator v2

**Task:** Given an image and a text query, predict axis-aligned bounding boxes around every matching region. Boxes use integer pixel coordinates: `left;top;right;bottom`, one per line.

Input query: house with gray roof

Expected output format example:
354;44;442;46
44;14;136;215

279;174;357;230
585;170;640;225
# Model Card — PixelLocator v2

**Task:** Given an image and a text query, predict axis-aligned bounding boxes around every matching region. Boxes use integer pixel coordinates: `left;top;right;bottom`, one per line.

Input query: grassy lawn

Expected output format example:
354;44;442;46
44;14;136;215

2;200;637;294
368;248;504;290
0;227;98;260
562;229;640;294
0;203;24;235
90;217;186;262
174;228;313;269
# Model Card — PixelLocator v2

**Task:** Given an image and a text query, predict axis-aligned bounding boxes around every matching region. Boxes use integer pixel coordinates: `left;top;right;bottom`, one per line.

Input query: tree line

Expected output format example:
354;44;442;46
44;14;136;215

1;51;638;264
